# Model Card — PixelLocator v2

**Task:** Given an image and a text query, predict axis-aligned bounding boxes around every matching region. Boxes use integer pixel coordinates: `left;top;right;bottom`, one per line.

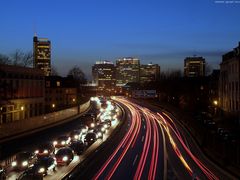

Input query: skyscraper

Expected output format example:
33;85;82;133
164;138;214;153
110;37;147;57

116;57;140;86
140;63;160;84
33;35;51;76
184;56;205;77
92;61;116;91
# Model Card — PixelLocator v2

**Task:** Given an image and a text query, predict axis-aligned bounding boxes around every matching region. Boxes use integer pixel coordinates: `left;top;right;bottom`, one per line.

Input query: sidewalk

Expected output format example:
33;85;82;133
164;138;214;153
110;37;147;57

0;101;90;143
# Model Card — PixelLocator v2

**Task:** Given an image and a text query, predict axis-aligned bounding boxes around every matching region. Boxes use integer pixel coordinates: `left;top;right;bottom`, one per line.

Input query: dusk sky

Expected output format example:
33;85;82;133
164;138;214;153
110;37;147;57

0;0;240;78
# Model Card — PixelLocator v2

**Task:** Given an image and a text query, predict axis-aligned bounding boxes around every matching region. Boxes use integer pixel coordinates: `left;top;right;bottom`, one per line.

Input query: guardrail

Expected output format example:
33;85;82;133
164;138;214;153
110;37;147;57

0;101;90;141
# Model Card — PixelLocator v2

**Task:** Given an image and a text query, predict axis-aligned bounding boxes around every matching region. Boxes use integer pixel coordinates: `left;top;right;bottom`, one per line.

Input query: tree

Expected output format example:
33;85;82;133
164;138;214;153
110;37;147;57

0;53;11;65
11;49;33;67
51;66;59;76
68;65;87;84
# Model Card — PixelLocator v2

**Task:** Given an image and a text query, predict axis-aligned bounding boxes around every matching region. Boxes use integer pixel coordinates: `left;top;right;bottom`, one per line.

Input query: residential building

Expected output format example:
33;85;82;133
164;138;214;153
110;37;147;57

45;76;78;112
33;35;51;76
0;65;45;124
140;63;160;84
116;57;140;86
92;61;116;91
184;56;205;77
219;42;240;113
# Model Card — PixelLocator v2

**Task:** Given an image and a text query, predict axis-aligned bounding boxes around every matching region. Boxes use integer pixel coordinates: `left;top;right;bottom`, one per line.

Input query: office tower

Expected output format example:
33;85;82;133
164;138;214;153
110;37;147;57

116;57;140;86
184;56;205;77
33;35;51;76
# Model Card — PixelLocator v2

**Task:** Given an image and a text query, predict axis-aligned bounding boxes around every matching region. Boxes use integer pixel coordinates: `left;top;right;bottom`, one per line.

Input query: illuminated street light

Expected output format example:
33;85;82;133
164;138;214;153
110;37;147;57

213;100;218;106
52;103;55;108
21;106;24;111
72;98;76;102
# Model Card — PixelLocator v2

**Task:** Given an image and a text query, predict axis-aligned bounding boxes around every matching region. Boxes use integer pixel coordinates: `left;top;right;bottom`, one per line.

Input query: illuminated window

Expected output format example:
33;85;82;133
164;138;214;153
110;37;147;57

56;81;61;87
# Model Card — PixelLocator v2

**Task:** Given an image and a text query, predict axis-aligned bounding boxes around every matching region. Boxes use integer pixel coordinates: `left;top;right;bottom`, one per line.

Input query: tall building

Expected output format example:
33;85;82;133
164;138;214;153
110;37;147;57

140;63;160;84
92;61;116;91
184;56;205;77
33;35;51;76
116;57;140;86
0;65;45;124
219;42;240;113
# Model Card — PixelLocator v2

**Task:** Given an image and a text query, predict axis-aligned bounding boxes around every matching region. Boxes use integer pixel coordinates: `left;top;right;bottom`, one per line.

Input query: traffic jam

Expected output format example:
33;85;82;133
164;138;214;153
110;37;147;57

0;97;121;180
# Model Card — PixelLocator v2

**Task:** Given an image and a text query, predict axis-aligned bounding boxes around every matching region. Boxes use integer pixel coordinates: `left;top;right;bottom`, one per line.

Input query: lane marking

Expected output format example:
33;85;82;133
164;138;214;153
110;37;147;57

141;135;144;142
133;154;139;166
144;125;146;129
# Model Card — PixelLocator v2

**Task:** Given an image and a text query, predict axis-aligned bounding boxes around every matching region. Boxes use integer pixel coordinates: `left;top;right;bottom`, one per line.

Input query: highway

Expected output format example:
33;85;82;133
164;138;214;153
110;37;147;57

88;97;236;180
2;97;237;180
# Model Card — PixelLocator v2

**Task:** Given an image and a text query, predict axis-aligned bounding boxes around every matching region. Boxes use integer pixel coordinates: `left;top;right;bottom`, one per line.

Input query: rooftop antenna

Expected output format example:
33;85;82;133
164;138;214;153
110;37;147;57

33;19;37;37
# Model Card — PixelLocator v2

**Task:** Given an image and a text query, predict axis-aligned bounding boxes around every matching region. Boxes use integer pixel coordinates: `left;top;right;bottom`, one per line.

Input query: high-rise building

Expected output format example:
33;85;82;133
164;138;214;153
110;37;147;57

184;56;205;77
92;61;116;91
33;35;51;76
140;63;160;84
219;42;240;113
116;57;140;86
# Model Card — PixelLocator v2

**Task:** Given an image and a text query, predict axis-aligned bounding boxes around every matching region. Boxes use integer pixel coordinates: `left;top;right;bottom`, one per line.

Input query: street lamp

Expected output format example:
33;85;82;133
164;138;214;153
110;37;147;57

213;100;218;106
21;106;24;111
52;103;55;108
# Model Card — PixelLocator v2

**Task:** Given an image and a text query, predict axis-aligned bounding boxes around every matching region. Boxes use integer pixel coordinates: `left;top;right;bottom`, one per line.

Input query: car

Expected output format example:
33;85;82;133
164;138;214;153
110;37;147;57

30;156;57;176
100;120;111;129
0;166;6;180
53;135;71;148
17;168;43;180
95;124;106;134
69;140;86;155
77;124;88;134
93;128;103;139
69;130;83;141
55;147;74;165
11;151;37;171
84;132;97;146
34;142;55;157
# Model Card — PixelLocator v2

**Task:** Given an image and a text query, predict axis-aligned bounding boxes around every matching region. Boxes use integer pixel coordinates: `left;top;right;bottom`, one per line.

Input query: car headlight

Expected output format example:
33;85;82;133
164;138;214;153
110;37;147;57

90;123;95;128
101;128;105;132
53;141;57;146
22;161;28;167
104;124;108;128
43;150;48;154
38;167;45;173
12;161;17;167
63;156;68;161
35;150;39;154
61;141;66;145
97;132;102;137
74;135;79;139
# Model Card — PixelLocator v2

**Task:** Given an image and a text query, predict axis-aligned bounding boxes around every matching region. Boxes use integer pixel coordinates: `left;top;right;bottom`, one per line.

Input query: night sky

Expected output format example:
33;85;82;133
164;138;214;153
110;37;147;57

0;0;240;78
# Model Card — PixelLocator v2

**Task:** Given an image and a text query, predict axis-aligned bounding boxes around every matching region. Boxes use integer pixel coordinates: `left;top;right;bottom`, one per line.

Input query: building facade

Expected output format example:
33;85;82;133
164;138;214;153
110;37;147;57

0;65;45;124
219;42;240;113
45;76;78;113
116;57;140;86
184;56;205;77
92;61;116;91
33;35;51;76
140;63;160;84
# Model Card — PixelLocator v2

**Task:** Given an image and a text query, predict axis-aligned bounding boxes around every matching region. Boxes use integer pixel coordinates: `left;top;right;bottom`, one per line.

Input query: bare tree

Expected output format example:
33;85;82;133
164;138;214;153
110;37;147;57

68;65;87;84
0;53;11;65
51;66;59;76
11;49;33;67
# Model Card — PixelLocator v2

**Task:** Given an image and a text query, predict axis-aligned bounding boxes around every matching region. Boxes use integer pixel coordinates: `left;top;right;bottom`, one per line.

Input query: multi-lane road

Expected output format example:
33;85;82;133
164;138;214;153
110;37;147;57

2;97;238;180
78;97;236;180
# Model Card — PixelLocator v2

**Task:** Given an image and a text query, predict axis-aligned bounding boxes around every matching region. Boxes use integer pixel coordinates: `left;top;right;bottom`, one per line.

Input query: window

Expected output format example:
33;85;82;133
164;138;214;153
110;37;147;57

56;81;61;87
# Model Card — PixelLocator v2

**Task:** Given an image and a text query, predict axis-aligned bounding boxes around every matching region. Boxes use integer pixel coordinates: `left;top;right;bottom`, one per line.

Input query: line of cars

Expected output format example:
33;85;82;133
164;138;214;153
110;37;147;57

3;97;120;180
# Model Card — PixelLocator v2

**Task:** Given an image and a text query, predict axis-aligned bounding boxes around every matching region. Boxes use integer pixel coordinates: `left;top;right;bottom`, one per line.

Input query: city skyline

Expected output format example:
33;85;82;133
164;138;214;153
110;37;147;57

0;0;240;78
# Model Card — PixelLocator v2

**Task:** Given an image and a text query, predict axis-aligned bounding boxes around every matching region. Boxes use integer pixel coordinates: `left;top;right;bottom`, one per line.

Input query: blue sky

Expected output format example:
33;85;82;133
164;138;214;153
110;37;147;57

0;0;240;78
